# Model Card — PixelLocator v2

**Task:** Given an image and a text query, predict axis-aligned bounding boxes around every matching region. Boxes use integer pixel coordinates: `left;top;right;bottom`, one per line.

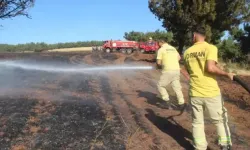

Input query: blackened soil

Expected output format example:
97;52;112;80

0;97;37;149
32;99;125;150
59;75;96;93
100;53;118;61
0;97;125;150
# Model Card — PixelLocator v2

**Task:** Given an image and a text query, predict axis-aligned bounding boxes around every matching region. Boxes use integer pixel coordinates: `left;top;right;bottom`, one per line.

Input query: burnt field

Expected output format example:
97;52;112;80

0;51;249;150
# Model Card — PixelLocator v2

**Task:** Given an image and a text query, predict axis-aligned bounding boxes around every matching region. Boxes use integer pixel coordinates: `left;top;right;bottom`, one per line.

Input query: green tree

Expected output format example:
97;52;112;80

124;30;173;42
0;0;35;19
217;37;243;62
147;29;173;42
231;24;250;54
124;31;146;41
148;0;250;53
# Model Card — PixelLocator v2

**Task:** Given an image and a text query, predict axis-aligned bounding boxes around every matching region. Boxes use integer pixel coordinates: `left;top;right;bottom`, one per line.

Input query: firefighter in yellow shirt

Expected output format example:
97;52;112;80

183;26;235;150
156;39;186;111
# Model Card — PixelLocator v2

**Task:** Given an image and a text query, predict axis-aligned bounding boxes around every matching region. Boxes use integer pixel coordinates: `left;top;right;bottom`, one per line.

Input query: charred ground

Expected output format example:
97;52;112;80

0;51;249;150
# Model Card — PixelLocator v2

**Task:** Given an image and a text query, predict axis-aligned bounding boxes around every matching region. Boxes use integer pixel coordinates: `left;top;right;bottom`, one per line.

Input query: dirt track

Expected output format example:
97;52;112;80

0;51;249;150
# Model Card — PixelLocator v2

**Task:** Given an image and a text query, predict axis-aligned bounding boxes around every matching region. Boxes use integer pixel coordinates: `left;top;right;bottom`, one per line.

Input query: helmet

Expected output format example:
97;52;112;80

149;37;152;40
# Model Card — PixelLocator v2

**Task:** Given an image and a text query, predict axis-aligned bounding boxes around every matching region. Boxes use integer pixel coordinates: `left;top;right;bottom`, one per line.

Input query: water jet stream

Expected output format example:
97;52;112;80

0;60;153;74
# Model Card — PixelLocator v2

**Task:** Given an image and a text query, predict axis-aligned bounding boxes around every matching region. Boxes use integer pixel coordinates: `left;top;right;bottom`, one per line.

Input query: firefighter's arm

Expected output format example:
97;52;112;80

181;65;190;81
156;48;163;69
206;46;235;80
181;53;190;80
206;61;235;80
178;50;189;80
156;59;162;69
177;51;181;61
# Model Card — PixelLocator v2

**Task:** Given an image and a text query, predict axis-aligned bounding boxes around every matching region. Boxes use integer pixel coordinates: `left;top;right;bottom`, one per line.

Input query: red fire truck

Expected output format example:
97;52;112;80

92;40;139;54
139;41;159;53
92;40;159;54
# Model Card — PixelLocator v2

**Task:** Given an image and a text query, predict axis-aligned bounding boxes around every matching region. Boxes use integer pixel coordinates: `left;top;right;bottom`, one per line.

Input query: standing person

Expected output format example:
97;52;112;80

148;37;153;43
183;26;234;150
148;37;154;46
156;39;186;110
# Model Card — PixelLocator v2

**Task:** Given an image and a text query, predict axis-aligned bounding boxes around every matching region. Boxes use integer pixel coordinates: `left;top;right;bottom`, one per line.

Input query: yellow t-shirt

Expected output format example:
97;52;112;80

184;41;220;97
156;43;180;72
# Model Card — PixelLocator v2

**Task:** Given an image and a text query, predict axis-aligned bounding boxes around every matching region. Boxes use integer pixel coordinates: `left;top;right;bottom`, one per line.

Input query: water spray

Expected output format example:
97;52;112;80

0;60;153;74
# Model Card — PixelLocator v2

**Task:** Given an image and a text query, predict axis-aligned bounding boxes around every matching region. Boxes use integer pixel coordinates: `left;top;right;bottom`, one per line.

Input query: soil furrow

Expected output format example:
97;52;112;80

104;72;164;150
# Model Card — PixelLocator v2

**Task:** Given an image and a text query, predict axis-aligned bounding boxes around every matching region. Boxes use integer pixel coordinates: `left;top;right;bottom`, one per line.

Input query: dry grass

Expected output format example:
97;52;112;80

23;51;34;53
47;47;92;52
232;70;250;76
218;62;250;76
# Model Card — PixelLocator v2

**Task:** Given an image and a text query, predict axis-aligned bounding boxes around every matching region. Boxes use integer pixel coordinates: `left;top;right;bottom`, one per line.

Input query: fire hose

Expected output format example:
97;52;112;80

233;75;250;94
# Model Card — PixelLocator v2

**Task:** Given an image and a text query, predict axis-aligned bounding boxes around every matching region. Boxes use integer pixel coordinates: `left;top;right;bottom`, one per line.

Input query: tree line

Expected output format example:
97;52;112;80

0;41;104;52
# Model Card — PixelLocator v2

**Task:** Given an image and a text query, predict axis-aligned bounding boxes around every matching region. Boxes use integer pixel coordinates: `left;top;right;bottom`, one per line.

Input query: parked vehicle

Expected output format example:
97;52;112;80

139;41;159;53
92;40;160;54
92;40;139;54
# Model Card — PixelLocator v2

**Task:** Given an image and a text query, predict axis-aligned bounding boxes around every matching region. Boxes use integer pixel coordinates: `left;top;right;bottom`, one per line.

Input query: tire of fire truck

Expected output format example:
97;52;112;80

140;49;145;53
121;49;126;54
105;48;111;53
126;49;133;54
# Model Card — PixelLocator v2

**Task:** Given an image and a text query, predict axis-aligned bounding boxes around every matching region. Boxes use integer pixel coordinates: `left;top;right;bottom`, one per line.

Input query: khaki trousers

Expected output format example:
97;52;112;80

157;71;185;105
191;95;232;150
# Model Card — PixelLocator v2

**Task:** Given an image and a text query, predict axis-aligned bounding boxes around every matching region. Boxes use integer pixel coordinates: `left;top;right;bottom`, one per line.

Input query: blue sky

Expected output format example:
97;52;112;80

0;0;164;44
